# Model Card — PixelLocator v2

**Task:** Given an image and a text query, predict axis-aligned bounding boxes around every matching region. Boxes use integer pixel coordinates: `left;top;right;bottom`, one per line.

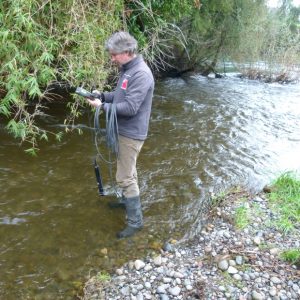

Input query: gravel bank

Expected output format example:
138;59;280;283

82;189;300;300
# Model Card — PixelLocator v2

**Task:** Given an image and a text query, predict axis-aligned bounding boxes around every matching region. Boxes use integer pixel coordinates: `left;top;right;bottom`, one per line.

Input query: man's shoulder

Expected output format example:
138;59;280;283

126;67;153;83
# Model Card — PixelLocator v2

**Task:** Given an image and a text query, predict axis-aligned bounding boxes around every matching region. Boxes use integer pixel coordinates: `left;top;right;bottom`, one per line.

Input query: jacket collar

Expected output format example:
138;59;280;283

121;55;143;71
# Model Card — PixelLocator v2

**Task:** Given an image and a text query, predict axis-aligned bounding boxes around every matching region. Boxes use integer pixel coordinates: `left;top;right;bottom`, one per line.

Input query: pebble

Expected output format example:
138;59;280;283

157;285;166;294
269;287;277;296
270;248;280;255
163;242;174;253
233;274;242;281
168;286;181;296
227;266;238;274
253;237;261;245
218;260;229;271
135;260;145;271
252;290;265;300
236;256;243;265
153;256;162;266
116;268;123;275
144;282;151;289
271;277;281;284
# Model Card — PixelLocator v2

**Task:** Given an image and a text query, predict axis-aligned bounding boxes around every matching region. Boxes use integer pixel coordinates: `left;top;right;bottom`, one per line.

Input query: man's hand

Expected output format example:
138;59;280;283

87;98;102;108
87;89;103;108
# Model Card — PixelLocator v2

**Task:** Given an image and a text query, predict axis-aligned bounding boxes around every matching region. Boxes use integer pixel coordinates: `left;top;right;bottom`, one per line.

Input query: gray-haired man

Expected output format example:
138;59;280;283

88;32;154;238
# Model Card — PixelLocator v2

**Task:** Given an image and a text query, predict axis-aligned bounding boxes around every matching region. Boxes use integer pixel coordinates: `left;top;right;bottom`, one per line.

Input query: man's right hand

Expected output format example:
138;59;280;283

87;98;102;108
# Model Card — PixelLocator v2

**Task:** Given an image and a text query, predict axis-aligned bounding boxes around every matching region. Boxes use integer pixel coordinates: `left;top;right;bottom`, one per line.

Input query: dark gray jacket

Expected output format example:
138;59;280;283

103;55;154;141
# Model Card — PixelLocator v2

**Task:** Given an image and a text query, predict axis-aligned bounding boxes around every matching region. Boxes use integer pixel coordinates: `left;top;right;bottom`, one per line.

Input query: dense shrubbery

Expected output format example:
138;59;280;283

0;0;299;152
0;0;123;153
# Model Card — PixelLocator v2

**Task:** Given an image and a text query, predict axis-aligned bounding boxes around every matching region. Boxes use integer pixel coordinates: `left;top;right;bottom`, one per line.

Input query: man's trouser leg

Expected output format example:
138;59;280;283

116;135;144;238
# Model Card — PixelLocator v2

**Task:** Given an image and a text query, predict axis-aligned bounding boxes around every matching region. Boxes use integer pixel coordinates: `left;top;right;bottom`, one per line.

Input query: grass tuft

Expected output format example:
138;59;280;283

267;172;300;233
96;271;111;282
234;205;250;229
280;249;300;265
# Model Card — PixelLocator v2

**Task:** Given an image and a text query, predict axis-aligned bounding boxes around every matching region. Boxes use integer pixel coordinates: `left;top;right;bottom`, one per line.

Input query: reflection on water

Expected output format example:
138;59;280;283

1;73;300;298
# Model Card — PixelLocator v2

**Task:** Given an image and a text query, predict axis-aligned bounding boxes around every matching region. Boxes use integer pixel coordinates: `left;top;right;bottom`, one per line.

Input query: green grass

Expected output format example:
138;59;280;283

234;205;250;229
280;249;300;264
96;271;111;282
267;172;300;233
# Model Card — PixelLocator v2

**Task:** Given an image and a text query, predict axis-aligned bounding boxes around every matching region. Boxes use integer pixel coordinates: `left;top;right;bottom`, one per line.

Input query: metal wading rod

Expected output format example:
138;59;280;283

94;158;105;196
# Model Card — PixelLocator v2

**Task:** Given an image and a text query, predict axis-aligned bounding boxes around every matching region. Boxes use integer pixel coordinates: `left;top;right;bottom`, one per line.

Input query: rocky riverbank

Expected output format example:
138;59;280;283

82;188;300;300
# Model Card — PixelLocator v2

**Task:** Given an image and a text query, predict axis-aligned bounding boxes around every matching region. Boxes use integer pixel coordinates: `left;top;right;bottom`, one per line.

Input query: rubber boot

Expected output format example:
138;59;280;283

108;194;125;209
117;196;143;239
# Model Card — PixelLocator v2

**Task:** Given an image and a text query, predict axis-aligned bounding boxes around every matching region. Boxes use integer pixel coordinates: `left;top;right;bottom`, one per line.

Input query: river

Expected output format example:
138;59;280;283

0;73;300;299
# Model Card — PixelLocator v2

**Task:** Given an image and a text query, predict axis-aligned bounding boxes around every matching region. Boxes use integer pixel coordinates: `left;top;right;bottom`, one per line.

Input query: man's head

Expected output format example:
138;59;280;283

105;31;138;66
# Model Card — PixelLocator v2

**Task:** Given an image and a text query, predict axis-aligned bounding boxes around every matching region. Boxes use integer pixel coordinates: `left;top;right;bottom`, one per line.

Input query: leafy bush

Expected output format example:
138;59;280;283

0;0;123;153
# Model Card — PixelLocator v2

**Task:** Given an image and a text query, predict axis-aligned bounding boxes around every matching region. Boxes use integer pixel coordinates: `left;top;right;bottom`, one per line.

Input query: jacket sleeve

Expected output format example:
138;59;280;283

103;91;114;103
115;71;153;117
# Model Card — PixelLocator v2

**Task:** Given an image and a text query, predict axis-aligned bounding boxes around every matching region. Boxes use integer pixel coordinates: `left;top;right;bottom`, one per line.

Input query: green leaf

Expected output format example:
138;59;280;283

55;132;63;142
25;148;38;156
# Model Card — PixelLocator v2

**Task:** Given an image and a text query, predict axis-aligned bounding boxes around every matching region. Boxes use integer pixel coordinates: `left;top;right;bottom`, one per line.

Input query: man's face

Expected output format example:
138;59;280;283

109;52;134;66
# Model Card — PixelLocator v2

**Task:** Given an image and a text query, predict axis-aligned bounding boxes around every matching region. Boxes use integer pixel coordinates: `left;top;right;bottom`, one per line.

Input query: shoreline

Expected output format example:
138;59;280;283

81;187;300;300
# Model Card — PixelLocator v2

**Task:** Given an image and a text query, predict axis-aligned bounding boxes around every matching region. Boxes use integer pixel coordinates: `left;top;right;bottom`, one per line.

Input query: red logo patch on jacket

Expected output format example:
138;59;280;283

121;79;128;90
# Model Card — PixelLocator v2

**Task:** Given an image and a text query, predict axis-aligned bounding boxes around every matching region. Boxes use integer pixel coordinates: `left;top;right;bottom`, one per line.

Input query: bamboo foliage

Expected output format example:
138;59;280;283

0;0;123;153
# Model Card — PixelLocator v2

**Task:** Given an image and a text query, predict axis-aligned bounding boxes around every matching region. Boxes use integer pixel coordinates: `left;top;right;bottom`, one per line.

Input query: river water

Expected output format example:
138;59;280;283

0;73;300;299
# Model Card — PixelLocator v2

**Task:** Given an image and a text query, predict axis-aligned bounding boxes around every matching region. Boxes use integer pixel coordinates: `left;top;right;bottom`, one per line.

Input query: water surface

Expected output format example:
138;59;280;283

1;73;300;298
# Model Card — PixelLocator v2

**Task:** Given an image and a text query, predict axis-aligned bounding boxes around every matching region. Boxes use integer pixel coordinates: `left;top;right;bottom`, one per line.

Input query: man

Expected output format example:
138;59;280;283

87;31;154;238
